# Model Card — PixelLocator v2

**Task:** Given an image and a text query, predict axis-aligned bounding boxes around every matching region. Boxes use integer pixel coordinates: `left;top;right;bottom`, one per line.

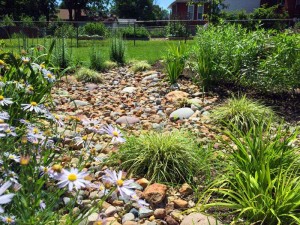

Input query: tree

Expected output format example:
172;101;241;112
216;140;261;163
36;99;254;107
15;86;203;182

62;0;111;20
189;0;226;22
112;0;156;20
153;5;169;20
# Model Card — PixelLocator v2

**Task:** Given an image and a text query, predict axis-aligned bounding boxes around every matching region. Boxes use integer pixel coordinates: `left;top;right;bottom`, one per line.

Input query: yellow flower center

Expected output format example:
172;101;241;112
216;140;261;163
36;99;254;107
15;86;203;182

116;179;124;187
68;173;77;182
112;131;119;137
33;128;39;134
43;167;48;173
8;155;15;159
5;129;11;133
0;60;5;65
31;102;37;106
93;222;103;225
99;185;104;191
28;86;34;91
6;217;13;223
0;96;4;100
21;136;27;144
47;73;52;78
82;135;88;141
52;164;63;172
0;119;4;123
20;156;30;165
40;64;45;69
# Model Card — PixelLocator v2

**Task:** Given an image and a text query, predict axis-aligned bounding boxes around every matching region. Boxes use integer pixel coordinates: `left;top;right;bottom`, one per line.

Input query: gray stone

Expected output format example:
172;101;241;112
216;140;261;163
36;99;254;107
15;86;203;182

122;213;135;223
85;83;98;91
121;87;137;94
142;74;158;82
105;206;117;216
63;197;71;205
170;108;194;120
180;213;223;225
87;213;99;223
116;116;140;125
202;111;210;116
129;208;139;218
72;100;89;107
139;208;154;219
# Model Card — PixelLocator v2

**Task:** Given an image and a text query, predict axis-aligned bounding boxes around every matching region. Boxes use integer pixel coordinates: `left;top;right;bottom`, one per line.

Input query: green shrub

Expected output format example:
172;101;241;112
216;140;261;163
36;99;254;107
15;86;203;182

54;24;76;38
149;28;167;38
53;38;71;69
104;61;118;70
111;130;211;184
20;15;34;27
83;22;107;36
202;123;300;224
110;36;126;64
122;26;149;39
165;42;187;84
75;67;102;83
167;22;188;37
211;96;275;132
1;15;15;26
90;47;105;72
130;60;151;73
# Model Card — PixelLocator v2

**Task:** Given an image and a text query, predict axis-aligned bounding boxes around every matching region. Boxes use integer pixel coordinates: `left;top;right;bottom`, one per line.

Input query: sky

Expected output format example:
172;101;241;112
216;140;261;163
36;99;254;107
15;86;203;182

155;0;174;9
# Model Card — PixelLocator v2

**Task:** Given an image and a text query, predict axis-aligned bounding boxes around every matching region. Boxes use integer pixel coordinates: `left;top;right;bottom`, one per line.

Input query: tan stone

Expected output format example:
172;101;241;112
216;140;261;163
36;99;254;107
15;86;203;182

173;198;188;209
165;91;189;103
143;183;167;205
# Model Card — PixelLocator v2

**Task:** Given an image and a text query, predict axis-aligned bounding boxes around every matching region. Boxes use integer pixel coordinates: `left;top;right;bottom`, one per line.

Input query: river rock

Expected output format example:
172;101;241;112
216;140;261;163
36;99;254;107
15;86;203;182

170;108;194;120
180;213;223;225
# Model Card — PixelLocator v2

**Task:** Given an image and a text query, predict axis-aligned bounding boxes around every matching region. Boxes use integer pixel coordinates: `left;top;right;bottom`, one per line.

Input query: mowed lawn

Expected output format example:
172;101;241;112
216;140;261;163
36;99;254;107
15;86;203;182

3;38;196;65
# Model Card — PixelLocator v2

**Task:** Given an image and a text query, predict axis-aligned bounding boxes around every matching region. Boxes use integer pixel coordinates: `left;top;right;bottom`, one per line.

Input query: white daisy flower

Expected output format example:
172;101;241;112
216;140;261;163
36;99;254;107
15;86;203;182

4;153;20;163
100;125;126;143
42;70;56;82
21;57;30;64
0;111;10;120
74;135;88;146
0;96;13;106
0;181;15;213
21;102;44;113
0;215;16;224
57;168;90;192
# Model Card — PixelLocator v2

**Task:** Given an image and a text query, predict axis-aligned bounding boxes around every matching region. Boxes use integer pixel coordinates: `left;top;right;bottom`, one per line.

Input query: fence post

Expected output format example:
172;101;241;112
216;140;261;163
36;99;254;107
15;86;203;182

134;22;136;46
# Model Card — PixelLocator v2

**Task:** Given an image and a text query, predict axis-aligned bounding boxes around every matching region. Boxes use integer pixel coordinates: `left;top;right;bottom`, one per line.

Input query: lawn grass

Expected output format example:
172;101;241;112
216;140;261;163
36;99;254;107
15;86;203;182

2;38;196;65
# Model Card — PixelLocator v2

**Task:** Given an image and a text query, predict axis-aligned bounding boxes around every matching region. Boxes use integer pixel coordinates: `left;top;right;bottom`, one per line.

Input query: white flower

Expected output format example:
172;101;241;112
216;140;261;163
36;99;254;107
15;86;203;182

4;153;20;163
0;96;13;106
0;60;5;69
74;135;88;146
0;126;17;137
102;169;135;199
42;69;56;82
100;125;126;143
39;200;46;210
0;181;15;213
0;111;10;120
0;215;16;224
21;57;30;64
131;194;149;208
21;102;44;113
57;168;90;192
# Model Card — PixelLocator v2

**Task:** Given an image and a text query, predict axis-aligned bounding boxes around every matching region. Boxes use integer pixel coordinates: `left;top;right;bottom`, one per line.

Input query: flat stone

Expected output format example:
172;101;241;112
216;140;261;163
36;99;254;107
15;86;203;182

180;213;223;225
166;215;179;225
142;74;158;82
85;83;98;91
122;213;135;223
143;183;167;205
179;183;193;196
116;116;140;125
165;91;189;102
139;208;154;219
154;208;166;219
105;205;117;216
170;108;194;120
72;100;90;107
121;87;137;94
123;222;138;225
87;213;99;223
173;199;188;209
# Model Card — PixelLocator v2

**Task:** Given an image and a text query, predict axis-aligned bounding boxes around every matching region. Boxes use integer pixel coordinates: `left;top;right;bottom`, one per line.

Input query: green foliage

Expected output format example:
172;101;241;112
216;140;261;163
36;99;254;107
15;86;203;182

53;38;71;69
149;28;167;38
0;15;15;26
193;23;300;92
211;96;275;132
75;67;103;83
202;123;300;224
20;15;34;27
167;22;188;37
165;42;187;84
54;24;76;38
110;36;126;64
104;61;118;70
122;26;150;39
130;60;151;73
112;130;211;184
90;47;105;72
83;22;107;36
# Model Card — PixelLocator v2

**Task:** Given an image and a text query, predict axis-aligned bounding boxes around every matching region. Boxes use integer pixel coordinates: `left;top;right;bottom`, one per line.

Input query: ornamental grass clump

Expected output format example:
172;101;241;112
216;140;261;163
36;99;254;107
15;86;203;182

113;130;211;184
110;36;126;64
130;60;151;73
201;122;300;225
75;67;102;83
211;95;275;132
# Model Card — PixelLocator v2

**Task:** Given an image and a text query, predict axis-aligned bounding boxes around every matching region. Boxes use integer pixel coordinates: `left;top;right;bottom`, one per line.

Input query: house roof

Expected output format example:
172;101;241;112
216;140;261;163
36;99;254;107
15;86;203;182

168;0;189;9
57;9;87;20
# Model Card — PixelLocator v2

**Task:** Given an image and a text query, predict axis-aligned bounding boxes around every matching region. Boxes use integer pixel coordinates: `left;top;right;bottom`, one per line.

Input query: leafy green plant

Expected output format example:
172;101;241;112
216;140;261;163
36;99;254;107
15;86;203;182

211;96;275;132
54;24;76;38
149;28;167;38
104;61;118;70
167;22;188;37
201;123;300;225
75;67;102;83
165;42;187;84
1;15;15;26
83;22;107;36
130;60;151;73
122;26;150;39
110;130;211;184
53;38;71;69
90;47;105;72
110;36;126;64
